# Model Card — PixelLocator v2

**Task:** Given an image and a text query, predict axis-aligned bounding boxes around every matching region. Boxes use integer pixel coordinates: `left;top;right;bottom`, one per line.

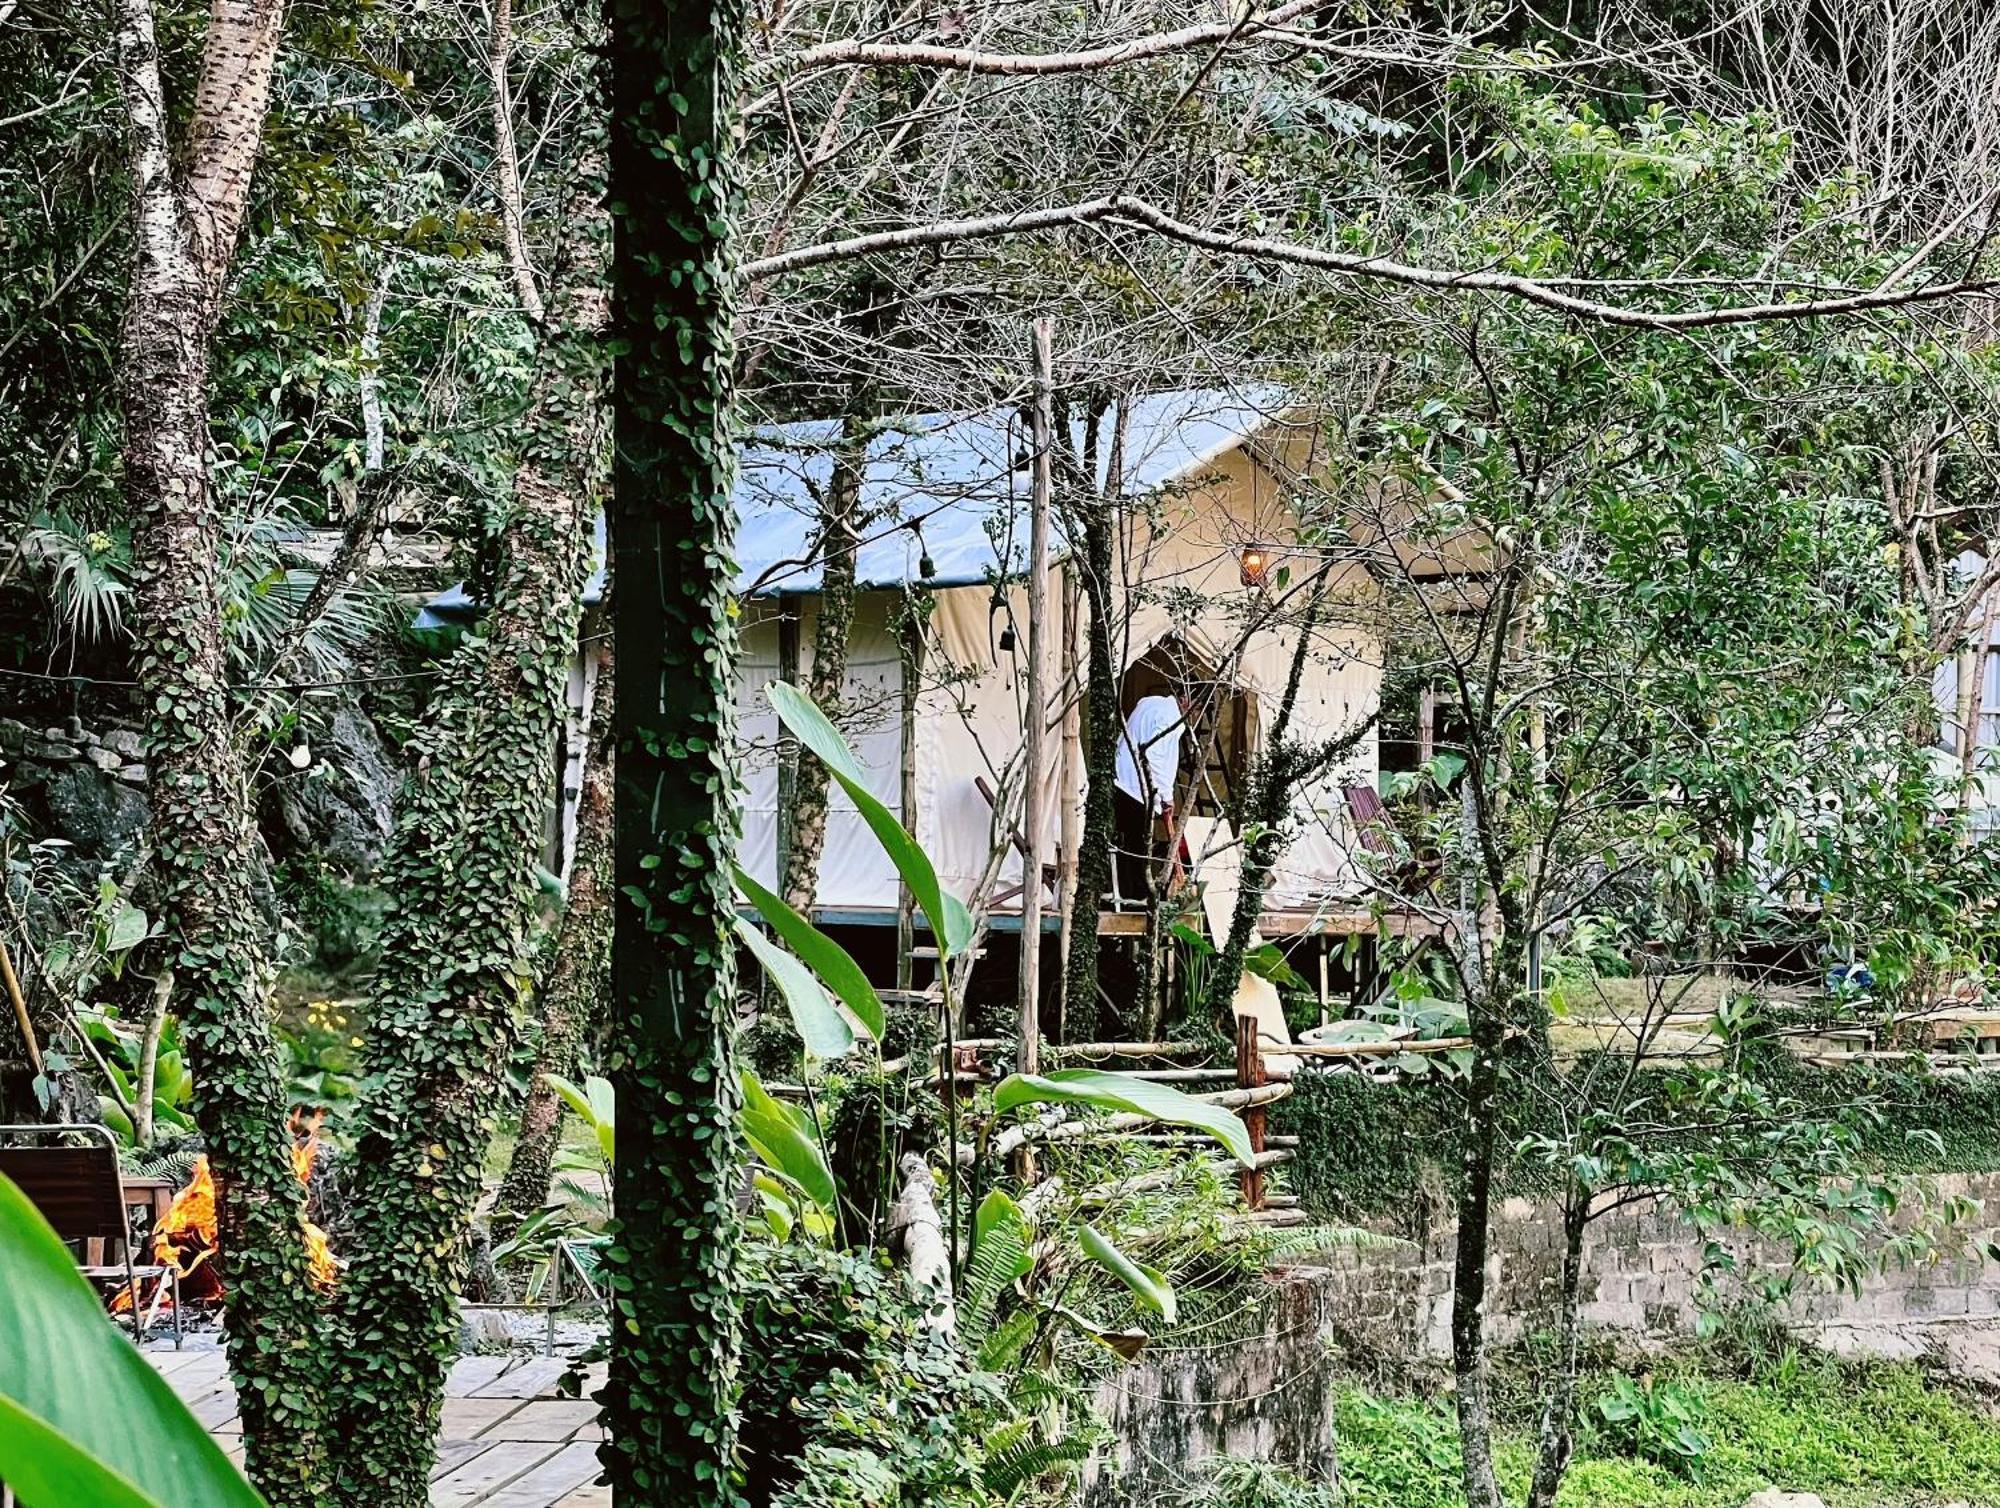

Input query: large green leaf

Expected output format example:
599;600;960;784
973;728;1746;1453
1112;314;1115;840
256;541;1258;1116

104;902;150;956
767;682;974;958
734;866;884;1040
739;1069;836;1213
734;914;855;1060
993;1068;1254;1166
0;1174;268;1508
1079;1224;1177;1325
544;1073;615;1166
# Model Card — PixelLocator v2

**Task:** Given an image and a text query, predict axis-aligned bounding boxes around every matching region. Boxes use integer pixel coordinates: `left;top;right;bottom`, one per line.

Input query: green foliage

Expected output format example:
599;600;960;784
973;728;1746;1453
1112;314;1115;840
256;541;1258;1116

1336;1353;2000;1508
0;1173;269;1508
736;1241;1004;1508
737;915;859;1060
737;864;885;1040
1078;1223;1176;1325
1168;1457;1340;1508
741;1068;838;1227
542;1073;616;1169
1593;1375;1712;1481
767;682;974;957
994;1068;1255;1167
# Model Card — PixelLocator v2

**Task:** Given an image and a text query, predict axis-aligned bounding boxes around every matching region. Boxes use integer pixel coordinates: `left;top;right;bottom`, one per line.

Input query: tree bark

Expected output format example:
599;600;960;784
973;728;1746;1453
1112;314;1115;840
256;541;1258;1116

1450;780;1507;1508
320;186;604;1507
603;0;747;1493
778;419;867;915
493;645;615;1247
113;0;329;1498
1062;494;1119;1039
1527;1190;1591;1508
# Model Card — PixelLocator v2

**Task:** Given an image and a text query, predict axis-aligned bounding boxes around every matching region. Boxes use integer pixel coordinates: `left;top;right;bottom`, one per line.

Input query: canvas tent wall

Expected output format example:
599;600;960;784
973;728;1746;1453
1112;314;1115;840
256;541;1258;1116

731;387;1381;916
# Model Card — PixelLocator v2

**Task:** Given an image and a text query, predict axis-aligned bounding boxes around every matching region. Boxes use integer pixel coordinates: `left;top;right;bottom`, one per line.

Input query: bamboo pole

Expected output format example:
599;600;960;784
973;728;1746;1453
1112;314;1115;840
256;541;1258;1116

1017;318;1055;1075
0;933;41;1078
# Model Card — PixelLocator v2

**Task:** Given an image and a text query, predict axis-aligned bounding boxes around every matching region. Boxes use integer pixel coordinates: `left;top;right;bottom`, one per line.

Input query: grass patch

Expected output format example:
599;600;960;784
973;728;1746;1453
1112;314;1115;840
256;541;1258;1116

1334;1353;2000;1507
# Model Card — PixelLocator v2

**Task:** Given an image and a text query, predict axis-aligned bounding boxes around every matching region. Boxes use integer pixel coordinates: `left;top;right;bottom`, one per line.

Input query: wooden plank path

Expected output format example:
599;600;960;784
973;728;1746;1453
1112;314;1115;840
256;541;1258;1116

145;1347;608;1506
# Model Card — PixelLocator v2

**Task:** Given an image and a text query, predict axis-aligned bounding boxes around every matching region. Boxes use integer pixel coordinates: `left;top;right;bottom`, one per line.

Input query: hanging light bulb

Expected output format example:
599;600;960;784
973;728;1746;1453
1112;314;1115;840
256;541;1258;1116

1239;543;1272;588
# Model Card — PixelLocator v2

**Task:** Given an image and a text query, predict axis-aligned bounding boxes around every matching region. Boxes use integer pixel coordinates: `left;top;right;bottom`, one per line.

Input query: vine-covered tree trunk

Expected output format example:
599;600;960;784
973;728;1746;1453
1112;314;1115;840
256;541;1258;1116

320;232;602;1506
1061;495;1118;1039
779;428;865;914
602;0;747;1494
493;647;614;1246
113;0;328;1499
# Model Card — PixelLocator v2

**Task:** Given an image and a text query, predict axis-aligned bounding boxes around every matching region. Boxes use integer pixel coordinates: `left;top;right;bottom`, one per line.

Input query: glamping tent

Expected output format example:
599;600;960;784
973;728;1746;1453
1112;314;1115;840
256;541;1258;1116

731;386;1384;930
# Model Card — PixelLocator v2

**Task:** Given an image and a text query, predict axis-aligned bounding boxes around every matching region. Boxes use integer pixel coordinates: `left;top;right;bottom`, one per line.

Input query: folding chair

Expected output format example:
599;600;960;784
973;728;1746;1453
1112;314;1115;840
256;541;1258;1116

0;1124;181;1347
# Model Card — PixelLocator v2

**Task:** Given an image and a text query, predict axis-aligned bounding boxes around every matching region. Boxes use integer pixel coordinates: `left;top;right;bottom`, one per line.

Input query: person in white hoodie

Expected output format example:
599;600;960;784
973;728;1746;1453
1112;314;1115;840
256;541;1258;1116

1112;686;1193;904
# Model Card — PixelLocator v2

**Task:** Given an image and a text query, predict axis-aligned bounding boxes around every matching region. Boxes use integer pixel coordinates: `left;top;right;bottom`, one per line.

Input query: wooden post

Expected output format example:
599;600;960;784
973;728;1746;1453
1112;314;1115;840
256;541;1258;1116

1235;1012;1267;1210
1017;319;1055;1075
775;599;801;880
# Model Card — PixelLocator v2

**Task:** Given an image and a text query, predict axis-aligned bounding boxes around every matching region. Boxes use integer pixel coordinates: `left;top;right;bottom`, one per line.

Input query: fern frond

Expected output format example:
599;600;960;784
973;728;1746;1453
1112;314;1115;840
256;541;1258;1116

980;1429;1091;1496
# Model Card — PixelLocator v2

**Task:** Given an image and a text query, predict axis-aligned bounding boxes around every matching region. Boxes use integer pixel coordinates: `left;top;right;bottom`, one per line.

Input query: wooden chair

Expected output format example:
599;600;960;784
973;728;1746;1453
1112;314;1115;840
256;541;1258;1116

0;1124;180;1346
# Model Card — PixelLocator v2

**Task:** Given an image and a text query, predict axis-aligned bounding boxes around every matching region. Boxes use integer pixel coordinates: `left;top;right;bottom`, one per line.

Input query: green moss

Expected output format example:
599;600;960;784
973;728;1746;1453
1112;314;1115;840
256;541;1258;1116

1334;1355;2000;1507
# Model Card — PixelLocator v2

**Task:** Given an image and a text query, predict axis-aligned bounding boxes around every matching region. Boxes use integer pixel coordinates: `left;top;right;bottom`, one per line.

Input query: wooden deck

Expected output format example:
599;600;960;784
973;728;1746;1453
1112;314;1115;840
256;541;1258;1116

145;1346;607;1506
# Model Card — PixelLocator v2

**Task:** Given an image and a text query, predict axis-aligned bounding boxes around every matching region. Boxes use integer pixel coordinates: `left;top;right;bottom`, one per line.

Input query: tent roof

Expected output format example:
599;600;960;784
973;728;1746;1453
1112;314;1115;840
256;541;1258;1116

413;384;1291;626
736;384;1290;596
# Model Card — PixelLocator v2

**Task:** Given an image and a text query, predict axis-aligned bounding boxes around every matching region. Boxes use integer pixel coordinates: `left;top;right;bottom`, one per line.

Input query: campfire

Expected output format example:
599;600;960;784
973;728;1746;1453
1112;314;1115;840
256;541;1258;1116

116;1113;338;1316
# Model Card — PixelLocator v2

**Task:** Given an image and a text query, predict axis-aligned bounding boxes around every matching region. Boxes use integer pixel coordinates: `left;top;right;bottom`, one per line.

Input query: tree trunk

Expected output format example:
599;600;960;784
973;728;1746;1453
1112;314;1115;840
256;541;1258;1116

1061;495;1119;1040
1527;1190;1591;1508
493;646;615;1247
113;0;328;1499
1450;782;1507;1508
778;421;866;915
602;0;747;1492
320;214;603;1507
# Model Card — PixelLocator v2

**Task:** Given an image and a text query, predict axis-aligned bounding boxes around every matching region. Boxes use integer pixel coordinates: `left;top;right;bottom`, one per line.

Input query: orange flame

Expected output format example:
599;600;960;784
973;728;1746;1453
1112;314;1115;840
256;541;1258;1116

114;1133;337;1315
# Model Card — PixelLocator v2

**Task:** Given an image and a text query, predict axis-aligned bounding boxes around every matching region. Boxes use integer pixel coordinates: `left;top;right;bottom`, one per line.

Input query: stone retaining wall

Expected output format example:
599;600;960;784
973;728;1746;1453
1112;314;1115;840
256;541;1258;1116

0;715;151;857
1090;1171;2000;1500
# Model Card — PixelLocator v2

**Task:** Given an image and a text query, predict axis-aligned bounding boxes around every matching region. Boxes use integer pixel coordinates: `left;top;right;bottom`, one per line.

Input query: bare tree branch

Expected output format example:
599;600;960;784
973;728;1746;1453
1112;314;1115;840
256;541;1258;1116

743;193;1997;330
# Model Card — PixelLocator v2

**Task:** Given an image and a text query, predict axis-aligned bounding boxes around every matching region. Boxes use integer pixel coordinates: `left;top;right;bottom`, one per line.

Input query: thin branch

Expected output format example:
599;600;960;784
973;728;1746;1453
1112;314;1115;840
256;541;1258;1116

486;0;544;322
753;0;1317;86
742;194;1997;331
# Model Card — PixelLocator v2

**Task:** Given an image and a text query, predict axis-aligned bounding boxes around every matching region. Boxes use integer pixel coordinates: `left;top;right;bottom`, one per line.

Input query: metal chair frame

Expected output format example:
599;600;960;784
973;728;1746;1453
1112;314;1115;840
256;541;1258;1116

0;1123;182;1347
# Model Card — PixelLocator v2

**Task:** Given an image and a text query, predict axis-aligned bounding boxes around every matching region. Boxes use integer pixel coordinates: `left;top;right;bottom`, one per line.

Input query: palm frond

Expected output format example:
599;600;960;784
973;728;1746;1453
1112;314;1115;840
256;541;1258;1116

21;511;132;645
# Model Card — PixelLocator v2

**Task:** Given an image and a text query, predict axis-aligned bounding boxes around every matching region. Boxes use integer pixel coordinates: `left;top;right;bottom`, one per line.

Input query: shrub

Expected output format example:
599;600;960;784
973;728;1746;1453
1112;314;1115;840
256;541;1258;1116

737;1240;1003;1507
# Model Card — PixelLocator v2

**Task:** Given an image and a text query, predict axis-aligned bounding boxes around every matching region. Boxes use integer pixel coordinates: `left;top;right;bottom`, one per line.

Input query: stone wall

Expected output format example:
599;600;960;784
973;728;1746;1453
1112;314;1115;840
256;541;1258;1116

0;716;151;858
1086;1266;1342;1504
1089;1172;2000;1500
1306;1173;2000;1372
2;701;399;877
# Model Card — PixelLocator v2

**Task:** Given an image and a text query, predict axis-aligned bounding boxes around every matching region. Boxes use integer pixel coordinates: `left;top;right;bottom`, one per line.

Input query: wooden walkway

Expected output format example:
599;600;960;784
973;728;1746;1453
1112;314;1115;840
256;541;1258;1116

145;1347;608;1506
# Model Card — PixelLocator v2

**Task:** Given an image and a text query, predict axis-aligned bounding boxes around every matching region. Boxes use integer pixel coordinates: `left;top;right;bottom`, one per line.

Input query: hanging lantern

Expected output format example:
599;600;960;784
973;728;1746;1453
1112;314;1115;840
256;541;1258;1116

1239;543;1273;588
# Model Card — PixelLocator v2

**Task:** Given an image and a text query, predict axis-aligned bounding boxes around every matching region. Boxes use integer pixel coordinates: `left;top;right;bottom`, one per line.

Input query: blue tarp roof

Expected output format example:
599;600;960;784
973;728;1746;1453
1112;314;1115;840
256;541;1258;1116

414;385;1289;625
736;385;1289;596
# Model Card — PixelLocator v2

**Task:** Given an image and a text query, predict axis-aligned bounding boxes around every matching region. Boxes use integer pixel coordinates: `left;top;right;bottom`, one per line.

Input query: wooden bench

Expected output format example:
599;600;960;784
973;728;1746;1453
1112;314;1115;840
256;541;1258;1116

0;1124;180;1346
